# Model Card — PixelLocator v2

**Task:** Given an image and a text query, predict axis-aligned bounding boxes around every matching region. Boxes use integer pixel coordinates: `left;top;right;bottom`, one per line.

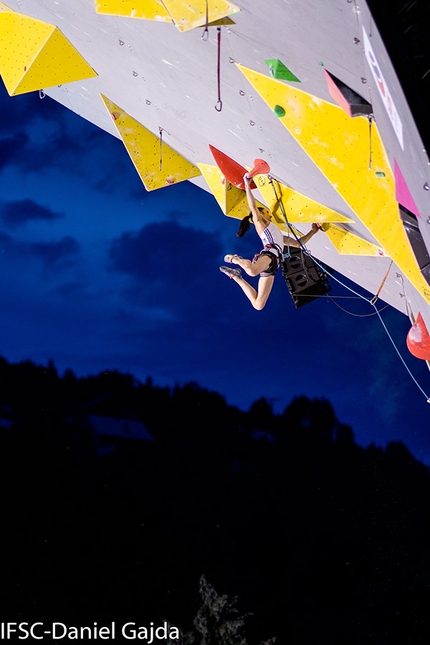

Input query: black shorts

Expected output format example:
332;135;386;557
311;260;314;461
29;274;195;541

252;249;280;277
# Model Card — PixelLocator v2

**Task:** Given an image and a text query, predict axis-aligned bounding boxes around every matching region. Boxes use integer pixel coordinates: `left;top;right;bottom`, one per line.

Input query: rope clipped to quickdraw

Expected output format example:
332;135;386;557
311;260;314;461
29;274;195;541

215;27;223;111
370;259;393;305
201;0;209;40
159;127;164;171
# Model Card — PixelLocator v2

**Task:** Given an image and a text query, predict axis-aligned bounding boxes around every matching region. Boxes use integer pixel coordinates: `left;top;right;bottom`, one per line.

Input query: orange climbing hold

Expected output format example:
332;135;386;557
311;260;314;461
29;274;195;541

406;312;430;360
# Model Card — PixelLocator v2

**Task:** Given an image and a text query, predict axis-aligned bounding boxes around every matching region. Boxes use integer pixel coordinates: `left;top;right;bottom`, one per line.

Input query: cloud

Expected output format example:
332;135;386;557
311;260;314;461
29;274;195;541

0;133;29;170
0;91;41;134
0;232;79;268
108;220;247;324
0;85;104;174
109;220;221;282
0;199;63;228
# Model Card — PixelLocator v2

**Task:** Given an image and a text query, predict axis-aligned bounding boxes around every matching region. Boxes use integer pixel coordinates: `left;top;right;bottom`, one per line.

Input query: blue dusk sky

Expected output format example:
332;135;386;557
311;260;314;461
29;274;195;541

1;84;429;462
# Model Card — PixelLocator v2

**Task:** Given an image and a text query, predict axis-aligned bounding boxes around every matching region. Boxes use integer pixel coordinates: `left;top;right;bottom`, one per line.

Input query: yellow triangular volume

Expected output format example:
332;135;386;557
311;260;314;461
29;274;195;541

237;63;430;303
254;175;354;225
322;224;388;257
95;0;239;31
163;0;240;32
198;163;266;220
95;0;172;22
0;11;97;95
101;95;201;191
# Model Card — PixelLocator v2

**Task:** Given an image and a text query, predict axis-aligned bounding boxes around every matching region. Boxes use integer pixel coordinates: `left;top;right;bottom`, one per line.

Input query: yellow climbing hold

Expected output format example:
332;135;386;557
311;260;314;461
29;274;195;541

0;9;97;95
101;95;201;191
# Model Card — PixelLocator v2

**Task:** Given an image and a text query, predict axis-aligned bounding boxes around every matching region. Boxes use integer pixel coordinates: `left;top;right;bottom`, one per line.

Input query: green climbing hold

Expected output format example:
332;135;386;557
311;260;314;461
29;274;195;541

274;104;286;117
375;172;386;178
265;59;300;82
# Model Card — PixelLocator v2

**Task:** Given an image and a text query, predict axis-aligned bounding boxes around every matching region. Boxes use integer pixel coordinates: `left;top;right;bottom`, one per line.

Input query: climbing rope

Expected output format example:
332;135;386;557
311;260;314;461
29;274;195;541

326;294;389;317
269;178;302;256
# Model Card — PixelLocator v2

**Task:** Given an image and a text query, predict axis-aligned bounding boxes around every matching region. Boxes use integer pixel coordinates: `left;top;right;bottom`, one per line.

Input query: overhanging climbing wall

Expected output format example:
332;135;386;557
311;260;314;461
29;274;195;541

1;0;430;337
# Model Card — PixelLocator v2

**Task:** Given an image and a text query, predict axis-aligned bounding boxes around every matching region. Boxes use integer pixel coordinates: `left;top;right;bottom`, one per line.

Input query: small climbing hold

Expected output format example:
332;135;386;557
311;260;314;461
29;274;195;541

274;105;286;117
375;172;385;178
265;59;300;82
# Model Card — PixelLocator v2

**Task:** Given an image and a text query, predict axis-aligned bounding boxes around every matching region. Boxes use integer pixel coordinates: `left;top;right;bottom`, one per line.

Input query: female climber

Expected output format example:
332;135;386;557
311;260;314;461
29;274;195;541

219;173;321;310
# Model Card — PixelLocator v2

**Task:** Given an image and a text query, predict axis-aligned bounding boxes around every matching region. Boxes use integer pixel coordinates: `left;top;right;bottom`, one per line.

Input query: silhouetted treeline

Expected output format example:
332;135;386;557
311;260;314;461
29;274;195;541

0;357;429;644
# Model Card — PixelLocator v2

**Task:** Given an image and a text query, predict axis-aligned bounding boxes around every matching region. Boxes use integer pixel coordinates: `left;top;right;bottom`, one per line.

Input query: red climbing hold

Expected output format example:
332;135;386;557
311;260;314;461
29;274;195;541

248;158;270;178
209;145;256;190
406;312;430;360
